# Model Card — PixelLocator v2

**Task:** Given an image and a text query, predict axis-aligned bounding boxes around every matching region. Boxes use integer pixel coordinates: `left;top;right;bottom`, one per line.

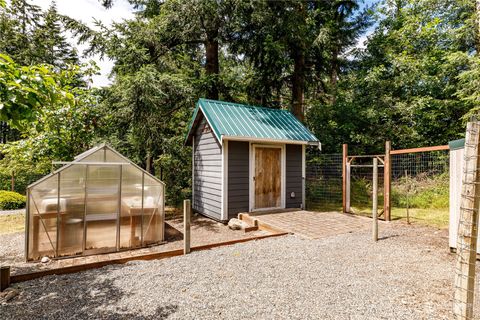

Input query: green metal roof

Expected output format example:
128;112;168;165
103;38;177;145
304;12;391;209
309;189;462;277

185;99;319;145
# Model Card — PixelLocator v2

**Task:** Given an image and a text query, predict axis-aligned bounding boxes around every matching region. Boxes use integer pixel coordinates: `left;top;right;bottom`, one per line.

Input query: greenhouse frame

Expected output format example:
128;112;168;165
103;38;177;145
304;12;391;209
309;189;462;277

25;144;165;261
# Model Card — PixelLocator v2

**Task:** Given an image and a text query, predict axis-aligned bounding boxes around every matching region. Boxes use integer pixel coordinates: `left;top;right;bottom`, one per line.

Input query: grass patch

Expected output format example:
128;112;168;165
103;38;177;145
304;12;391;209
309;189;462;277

0;214;25;235
349;205;448;229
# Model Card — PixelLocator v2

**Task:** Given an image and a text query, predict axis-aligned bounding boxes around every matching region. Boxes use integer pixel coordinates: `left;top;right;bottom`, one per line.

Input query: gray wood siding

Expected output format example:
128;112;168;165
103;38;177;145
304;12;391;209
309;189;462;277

228;141;249;218
193;117;222;220
286;144;303;208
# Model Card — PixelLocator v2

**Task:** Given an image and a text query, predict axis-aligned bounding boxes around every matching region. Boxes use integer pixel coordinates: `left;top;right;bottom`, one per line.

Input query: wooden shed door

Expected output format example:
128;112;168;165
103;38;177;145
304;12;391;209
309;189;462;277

254;146;282;209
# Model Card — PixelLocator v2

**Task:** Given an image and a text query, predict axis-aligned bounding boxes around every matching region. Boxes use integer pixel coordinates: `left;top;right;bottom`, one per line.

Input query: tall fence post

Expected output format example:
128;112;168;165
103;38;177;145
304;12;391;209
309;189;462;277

384;141;391;221
342;144;348;213
184;199;191;255
346;163;351;213
453;121;480;319
372;158;378;241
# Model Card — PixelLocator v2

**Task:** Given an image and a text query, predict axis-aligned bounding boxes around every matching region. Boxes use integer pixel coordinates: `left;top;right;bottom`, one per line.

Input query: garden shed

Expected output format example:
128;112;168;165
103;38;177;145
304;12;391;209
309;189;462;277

448;138;480;253
185;98;320;222
26;144;165;261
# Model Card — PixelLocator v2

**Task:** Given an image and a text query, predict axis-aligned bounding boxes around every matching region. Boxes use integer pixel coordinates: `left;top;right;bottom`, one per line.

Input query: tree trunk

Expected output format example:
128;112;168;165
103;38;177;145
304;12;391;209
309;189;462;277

146;153;152;174
291;48;305;122
330;47;339;105
205;32;219;100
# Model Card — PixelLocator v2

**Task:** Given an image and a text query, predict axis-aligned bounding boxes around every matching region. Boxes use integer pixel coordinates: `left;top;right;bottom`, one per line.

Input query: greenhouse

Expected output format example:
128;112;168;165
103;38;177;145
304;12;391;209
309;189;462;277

25;144;165;261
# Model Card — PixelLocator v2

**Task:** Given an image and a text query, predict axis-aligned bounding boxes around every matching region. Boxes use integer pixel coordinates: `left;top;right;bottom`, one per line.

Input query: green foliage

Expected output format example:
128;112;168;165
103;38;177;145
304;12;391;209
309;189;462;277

0;190;26;210
392;173;449;209
2;0;476;208
309;0;477;154
0;55;101;192
0;53;75;128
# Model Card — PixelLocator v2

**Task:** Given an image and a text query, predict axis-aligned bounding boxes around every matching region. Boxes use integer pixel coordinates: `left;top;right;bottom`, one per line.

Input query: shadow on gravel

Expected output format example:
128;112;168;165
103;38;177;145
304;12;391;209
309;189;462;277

1;265;178;319
378;234;399;241
190;216;223;233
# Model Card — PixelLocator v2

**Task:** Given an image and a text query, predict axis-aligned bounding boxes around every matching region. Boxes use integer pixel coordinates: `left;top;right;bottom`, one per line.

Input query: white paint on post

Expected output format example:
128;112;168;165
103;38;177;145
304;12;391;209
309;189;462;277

184;199;191;255
372;158;378;242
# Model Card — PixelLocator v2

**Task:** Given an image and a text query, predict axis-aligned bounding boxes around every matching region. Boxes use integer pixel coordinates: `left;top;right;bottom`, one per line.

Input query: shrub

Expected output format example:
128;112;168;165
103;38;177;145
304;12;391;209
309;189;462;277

0;190;26;210
391;173;449;209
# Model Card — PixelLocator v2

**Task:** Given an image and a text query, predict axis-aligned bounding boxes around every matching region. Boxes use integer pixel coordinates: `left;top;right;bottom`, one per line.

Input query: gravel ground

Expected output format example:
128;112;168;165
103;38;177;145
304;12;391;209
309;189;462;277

0;208;25;216
2;223;479;319
0;215;268;275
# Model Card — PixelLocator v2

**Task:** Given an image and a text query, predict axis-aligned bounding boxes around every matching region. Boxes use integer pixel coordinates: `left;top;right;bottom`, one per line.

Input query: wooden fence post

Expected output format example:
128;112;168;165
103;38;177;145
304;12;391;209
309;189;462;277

342;144;348;213
372;158;378;241
346;163;351;213
1;266;10;292
384;141;391;221
184;199;191;255
453;121;480;319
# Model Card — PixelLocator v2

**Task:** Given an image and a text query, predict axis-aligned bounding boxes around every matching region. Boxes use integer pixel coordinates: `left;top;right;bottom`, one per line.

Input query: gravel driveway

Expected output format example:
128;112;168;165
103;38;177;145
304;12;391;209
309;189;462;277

1;223;479;319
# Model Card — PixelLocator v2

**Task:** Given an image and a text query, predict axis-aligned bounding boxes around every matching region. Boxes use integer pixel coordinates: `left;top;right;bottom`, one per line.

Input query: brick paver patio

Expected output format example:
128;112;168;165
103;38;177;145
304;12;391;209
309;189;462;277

249;210;377;239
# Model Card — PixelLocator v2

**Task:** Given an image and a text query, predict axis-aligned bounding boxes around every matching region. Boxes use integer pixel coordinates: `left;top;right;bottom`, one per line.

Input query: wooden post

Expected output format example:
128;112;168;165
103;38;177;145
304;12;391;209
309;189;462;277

11;172;14;192
342;144;348;213
384;141;391;221
1;266;10;292
453;121;480;319
183;199;191;255
372;158;378;241
346;163;351;213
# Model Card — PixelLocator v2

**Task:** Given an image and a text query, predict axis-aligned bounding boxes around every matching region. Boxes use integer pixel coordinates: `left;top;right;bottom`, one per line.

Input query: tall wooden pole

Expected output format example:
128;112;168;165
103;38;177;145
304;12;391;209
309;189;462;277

384;141;391;221
183;199;191;255
342;144;348;213
453;121;480;319
372;158;378;242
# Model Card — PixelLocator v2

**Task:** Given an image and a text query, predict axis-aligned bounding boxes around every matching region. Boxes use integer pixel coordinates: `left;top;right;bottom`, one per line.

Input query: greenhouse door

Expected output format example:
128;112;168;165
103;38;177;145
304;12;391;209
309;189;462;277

84;165;121;254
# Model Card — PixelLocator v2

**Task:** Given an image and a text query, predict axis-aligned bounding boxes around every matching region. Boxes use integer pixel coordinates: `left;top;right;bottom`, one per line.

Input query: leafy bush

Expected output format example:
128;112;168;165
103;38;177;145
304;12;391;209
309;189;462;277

391;173;449;209
0;190;26;210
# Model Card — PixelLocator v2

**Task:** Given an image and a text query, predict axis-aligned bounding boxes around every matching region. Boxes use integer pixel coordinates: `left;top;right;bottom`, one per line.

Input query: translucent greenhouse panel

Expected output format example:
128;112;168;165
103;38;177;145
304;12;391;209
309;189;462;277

119;165;143;249
58;165;86;257
105;149;125;163
142;175;164;245
85;165;120;254
78;148;105;162
27;175;59;260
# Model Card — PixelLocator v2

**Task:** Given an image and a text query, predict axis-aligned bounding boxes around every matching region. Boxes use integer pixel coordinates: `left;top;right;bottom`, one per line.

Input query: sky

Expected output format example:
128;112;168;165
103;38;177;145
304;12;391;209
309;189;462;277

33;0;135;87
32;0;379;87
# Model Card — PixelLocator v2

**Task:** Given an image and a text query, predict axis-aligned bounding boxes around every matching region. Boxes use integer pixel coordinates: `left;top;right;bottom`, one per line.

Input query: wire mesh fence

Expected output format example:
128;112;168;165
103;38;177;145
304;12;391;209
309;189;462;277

305;146;450;227
390;150;449;227
306;153;343;211
349;156;385;216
